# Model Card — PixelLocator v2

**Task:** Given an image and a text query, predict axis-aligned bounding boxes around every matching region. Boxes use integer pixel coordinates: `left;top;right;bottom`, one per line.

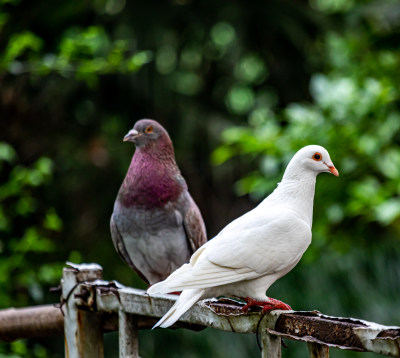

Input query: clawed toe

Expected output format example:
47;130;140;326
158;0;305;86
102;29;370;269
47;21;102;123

241;296;292;313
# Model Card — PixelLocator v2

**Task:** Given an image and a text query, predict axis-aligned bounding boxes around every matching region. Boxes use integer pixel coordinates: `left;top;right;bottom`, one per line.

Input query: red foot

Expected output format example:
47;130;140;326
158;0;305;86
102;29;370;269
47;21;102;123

242;297;292;313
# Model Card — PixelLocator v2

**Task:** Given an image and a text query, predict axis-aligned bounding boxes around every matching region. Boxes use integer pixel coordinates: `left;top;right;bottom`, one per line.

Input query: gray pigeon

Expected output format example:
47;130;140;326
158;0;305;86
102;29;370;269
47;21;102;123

110;119;207;285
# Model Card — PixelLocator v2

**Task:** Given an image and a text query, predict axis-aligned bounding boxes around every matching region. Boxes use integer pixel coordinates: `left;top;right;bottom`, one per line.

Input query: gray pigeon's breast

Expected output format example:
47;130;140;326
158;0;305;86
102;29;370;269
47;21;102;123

112;198;191;284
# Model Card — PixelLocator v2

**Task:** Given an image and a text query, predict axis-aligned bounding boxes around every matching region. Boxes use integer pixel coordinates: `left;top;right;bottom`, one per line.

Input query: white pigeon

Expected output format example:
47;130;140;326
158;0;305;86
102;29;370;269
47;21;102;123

147;145;339;328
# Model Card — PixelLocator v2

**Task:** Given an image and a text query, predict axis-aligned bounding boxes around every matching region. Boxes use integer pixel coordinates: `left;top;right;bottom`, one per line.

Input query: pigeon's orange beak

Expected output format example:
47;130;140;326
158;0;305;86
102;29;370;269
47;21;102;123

328;166;339;177
324;161;339;176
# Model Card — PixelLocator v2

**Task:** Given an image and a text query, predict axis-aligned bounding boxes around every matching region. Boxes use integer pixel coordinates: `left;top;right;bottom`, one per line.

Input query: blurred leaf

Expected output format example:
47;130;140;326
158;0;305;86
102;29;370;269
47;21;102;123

156;45;177;74
234;54;268;84
15;196;36;216
210;22;236;48
127;51;153;71
38;263;64;283
211;145;235;165
311;0;354;13
375;199;400;226
10;228;55;253
68;250;82;263
0;142;17;163
225;85;255;115
2;31;43;64
377;149;400;179
43;208;63;231
171;71;203;96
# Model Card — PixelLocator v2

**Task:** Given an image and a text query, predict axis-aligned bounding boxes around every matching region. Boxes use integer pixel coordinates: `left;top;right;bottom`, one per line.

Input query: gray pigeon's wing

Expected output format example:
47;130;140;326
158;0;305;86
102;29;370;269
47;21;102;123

182;192;207;253
110;214;150;284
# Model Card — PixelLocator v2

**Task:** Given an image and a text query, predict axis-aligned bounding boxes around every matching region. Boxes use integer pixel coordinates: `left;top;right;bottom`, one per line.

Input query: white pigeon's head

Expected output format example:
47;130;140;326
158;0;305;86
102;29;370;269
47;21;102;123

283;145;339;180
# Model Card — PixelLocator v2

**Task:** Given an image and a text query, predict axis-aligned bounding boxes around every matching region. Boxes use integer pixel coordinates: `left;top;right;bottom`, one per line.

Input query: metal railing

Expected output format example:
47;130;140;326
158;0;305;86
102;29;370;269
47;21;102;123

1;262;400;358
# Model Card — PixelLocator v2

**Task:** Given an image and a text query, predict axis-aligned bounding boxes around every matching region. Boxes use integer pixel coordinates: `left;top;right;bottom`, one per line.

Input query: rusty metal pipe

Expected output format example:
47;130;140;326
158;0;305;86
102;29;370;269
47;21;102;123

0;305;64;342
0;304;187;343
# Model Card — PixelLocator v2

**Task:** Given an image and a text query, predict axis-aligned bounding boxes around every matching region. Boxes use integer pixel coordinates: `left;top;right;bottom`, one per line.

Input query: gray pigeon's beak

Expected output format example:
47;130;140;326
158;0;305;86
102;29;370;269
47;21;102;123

123;129;140;142
325;161;339;176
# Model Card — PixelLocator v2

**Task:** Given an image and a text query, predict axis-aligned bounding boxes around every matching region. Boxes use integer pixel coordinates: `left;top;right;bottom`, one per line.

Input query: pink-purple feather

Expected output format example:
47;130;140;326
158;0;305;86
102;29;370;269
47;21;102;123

118;149;184;209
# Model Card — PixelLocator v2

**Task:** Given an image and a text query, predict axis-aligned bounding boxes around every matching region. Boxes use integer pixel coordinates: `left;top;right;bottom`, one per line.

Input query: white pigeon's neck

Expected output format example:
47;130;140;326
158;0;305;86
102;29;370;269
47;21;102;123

266;173;317;227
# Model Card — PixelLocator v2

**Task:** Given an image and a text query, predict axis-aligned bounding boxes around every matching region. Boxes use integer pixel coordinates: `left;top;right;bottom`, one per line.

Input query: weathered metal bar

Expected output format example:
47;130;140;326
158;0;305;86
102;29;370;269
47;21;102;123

0;305;64;342
307;343;329;358
0;306;175;343
261;330;281;358
272;311;400;356
119;311;139;358
258;310;283;358
0;306;188;344
91;284;269;332
62;263;104;358
75;279;400;356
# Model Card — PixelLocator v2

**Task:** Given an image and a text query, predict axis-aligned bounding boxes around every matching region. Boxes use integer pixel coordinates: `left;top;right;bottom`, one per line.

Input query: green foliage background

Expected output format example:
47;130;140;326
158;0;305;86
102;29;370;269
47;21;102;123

1;0;399;357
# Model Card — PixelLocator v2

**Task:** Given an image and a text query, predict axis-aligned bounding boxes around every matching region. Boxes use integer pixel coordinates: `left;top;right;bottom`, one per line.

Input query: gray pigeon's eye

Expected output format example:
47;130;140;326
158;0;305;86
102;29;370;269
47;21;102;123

145;125;153;134
312;152;322;161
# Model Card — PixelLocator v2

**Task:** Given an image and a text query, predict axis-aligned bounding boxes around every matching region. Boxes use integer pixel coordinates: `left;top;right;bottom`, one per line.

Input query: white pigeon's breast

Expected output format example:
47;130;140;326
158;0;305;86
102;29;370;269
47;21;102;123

202;206;312;277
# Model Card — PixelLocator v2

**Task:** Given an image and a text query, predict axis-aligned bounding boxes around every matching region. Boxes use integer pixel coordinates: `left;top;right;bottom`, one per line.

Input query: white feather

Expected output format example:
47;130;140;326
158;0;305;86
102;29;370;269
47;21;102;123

152;289;204;328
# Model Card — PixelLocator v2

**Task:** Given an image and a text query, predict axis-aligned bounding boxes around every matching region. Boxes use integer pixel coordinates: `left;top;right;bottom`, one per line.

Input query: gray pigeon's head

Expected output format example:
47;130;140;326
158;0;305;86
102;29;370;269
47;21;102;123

123;119;172;149
284;145;339;180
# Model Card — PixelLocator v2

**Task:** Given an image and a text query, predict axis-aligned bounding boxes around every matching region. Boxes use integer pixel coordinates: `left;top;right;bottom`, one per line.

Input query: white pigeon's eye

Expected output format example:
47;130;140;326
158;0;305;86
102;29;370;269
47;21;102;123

145;125;153;134
312;152;322;161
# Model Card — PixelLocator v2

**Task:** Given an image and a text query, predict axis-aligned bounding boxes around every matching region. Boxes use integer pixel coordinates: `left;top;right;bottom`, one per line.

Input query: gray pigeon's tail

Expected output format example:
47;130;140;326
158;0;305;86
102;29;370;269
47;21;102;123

153;288;204;329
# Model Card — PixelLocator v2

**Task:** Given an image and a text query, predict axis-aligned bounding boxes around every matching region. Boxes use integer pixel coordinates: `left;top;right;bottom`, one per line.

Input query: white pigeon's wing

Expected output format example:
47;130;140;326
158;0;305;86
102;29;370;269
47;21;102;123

150;206;311;293
207;207;311;274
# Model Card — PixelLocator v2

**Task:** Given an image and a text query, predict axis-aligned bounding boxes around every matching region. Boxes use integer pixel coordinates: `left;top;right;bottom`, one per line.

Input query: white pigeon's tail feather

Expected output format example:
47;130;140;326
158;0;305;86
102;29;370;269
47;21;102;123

153;289;204;329
147;280;167;295
147;263;192;294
